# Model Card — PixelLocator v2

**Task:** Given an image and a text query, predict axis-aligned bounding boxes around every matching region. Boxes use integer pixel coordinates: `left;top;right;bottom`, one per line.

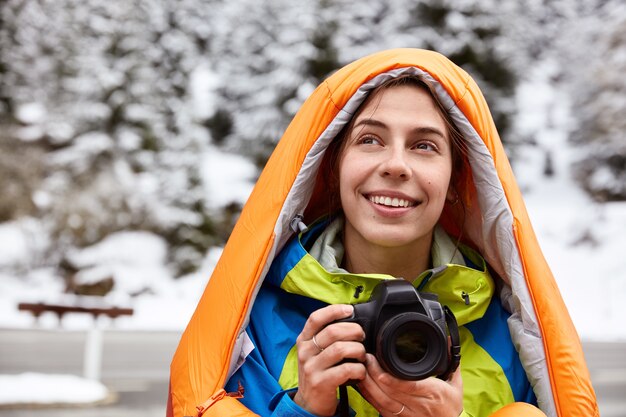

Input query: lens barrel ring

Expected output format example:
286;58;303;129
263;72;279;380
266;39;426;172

375;311;448;380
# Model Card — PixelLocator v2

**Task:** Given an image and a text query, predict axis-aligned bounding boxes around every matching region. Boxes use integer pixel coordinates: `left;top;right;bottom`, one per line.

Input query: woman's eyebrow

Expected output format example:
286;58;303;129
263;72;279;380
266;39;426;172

411;126;446;138
353;118;387;130
353;118;446;138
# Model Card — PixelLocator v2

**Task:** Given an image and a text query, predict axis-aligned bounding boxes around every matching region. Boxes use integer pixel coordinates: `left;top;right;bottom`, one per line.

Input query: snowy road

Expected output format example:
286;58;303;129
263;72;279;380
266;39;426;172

0;329;624;417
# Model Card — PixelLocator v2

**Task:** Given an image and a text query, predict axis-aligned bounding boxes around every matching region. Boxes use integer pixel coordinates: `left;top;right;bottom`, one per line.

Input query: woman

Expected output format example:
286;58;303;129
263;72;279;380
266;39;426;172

167;49;598;417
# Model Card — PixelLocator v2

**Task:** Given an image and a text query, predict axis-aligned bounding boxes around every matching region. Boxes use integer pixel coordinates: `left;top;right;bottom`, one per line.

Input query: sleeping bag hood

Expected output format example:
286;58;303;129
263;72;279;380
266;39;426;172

167;48;598;417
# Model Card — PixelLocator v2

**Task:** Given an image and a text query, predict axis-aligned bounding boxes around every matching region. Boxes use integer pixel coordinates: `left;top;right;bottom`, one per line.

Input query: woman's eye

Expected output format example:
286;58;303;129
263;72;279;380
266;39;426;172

414;141;437;151
359;135;381;145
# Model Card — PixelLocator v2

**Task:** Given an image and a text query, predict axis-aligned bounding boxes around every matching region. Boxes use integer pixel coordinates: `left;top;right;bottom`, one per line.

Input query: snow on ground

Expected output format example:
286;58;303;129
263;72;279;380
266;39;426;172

0;147;247;333
0;231;221;331
0;373;109;406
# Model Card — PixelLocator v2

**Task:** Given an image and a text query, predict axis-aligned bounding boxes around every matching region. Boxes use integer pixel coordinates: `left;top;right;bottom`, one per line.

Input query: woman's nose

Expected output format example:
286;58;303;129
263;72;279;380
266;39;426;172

381;148;412;179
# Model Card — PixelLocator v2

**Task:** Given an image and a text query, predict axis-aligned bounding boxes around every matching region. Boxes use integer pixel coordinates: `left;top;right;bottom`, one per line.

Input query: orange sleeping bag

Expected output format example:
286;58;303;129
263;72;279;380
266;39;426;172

167;48;598;417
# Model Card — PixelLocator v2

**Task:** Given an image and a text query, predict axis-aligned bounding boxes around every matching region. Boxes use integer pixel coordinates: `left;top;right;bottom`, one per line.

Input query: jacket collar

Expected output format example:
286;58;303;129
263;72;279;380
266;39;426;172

272;216;494;326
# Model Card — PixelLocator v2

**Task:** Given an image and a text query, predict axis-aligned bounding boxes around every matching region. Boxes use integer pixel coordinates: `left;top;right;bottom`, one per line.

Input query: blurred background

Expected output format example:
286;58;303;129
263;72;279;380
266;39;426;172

0;0;625;415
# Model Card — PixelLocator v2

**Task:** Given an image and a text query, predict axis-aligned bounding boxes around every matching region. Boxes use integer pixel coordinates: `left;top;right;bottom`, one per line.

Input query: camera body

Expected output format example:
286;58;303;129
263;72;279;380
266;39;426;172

336;279;459;380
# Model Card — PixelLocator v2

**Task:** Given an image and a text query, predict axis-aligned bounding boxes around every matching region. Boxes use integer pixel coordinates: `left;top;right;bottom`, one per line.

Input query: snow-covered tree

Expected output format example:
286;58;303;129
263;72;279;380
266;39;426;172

206;0;321;165
0;0;222;276
560;1;626;201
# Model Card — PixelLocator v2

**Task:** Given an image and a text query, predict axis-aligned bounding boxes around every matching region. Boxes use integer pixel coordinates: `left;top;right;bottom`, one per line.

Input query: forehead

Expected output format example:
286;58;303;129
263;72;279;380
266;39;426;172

353;85;449;129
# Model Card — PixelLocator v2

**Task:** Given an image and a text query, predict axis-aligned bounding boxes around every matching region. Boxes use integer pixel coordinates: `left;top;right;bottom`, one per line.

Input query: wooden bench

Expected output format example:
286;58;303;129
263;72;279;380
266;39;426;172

18;302;134;322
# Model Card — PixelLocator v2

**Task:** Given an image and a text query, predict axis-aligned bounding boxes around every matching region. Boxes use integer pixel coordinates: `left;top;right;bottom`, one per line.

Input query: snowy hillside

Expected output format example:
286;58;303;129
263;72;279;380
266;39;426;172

513;61;626;341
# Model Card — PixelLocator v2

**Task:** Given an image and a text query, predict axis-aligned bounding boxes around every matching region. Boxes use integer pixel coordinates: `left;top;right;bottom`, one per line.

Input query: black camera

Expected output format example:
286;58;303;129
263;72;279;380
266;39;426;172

336;279;460;381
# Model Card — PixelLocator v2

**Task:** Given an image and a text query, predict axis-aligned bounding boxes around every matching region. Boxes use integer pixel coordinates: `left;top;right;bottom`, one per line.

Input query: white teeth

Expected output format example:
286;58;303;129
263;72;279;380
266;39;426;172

369;195;412;208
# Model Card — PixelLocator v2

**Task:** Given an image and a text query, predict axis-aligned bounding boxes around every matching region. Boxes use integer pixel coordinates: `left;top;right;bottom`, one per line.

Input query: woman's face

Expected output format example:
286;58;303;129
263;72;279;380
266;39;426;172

339;85;454;254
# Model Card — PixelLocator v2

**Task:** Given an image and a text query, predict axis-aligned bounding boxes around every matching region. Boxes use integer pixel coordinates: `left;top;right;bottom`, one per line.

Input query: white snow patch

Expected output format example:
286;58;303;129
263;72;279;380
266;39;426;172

190;63;220;120
0;373;108;405
202;146;257;209
15;102;47;125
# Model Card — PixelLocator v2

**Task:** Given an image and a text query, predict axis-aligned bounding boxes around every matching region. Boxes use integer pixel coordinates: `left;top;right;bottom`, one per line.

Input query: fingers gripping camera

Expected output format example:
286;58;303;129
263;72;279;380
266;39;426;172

336;279;461;381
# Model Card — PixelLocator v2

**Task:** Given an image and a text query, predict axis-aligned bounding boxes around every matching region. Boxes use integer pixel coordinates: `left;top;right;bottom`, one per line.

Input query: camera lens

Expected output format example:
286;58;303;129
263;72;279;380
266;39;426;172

394;327;428;363
377;312;447;380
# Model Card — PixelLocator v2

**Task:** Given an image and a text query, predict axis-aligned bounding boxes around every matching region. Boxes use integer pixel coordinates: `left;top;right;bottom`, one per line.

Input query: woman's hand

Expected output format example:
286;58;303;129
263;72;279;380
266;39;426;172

357;353;463;417
293;304;367;417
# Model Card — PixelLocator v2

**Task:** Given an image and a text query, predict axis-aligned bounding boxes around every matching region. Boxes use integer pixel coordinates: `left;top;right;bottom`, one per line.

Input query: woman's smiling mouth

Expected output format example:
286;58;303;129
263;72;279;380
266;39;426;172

367;194;417;208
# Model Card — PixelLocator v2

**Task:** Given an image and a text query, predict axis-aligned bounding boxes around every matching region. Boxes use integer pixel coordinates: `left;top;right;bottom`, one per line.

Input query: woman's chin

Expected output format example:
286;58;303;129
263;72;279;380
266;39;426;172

362;231;430;251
